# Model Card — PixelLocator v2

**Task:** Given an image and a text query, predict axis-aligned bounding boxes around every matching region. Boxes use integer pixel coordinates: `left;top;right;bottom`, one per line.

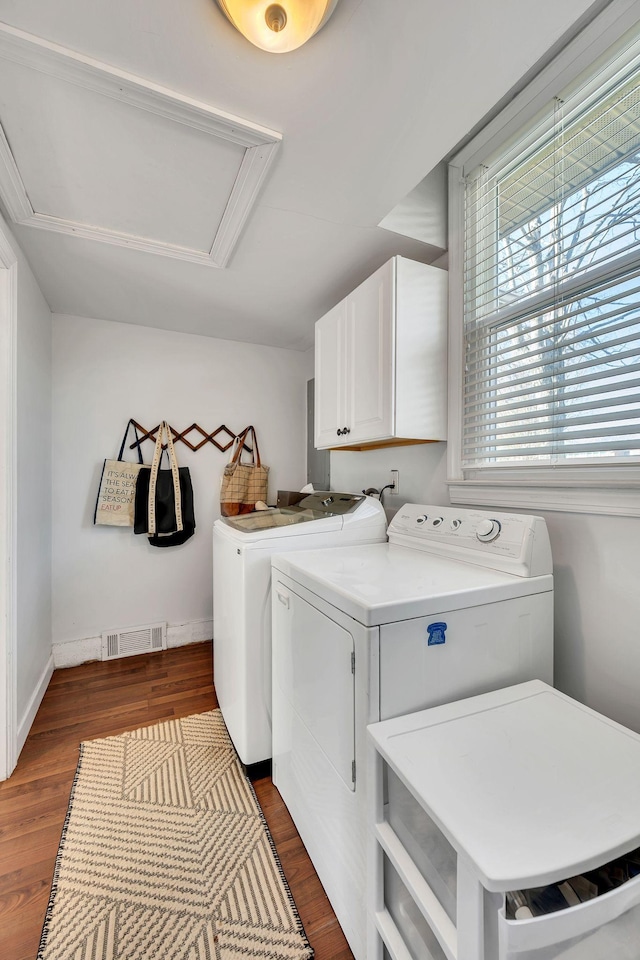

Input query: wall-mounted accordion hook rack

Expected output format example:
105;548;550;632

128;420;253;454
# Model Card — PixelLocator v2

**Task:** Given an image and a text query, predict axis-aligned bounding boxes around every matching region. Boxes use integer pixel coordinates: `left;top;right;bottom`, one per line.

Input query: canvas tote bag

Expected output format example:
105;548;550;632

220;425;269;517
134;421;195;547
94;420;148;527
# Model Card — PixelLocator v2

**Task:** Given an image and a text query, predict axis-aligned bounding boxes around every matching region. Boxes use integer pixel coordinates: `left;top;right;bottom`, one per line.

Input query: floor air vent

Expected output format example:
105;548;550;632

101;622;167;660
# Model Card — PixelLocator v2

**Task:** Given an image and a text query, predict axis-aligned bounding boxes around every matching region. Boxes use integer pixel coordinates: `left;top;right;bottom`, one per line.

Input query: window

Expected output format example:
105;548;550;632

448;5;640;514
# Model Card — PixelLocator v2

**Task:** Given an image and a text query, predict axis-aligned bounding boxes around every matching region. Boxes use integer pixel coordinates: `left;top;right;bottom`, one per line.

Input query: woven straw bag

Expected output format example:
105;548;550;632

220;426;269;517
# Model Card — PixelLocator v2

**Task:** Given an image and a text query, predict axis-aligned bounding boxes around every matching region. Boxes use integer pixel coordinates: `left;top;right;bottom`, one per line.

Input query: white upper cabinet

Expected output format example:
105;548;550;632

314;299;347;449
314;256;447;450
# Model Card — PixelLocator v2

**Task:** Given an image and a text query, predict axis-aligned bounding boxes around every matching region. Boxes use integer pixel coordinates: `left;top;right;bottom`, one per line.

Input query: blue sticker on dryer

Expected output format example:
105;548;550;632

427;622;447;645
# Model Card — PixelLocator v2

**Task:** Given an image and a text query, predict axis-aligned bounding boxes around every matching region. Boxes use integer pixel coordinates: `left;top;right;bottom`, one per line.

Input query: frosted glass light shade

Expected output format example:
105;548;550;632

216;0;340;53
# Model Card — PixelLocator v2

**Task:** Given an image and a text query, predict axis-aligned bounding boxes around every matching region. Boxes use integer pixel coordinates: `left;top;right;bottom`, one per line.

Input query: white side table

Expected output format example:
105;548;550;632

367;680;640;960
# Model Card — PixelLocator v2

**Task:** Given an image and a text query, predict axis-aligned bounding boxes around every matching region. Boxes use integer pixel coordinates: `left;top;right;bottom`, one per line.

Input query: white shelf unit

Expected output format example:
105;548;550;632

367;681;640;960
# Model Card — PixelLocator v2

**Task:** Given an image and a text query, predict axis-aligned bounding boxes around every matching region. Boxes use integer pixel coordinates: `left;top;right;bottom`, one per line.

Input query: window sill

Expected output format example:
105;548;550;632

448;474;640;517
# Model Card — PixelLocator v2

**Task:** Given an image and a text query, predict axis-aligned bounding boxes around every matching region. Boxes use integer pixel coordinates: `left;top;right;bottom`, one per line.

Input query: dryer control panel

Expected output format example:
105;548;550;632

388;504;552;578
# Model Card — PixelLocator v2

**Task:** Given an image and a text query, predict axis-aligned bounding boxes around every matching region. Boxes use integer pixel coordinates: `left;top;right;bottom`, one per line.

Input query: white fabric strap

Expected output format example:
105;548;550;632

148;421;183;535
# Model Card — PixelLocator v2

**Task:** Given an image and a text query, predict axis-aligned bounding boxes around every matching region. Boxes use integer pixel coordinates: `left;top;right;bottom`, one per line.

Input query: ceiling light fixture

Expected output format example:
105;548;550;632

215;0;340;53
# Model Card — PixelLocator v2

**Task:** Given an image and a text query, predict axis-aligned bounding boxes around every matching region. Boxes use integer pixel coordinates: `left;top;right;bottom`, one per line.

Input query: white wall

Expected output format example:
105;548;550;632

541;510;640;734
52;314;309;659
14;226;53;744
330;443;448;518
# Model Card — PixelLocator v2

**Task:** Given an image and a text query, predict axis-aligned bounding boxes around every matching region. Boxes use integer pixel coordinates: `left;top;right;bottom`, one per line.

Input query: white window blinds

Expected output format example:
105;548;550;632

462;47;640;468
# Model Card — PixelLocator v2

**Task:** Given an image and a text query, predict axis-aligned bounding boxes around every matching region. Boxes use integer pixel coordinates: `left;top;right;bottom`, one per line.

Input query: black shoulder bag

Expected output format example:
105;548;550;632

134;421;195;547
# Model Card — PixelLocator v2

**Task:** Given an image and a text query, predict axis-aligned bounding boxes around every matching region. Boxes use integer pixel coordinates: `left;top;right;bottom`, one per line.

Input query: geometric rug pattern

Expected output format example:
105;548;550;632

37;711;314;959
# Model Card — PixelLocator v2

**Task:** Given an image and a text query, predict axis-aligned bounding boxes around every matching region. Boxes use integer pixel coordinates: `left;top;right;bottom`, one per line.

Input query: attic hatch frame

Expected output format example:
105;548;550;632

0;22;282;269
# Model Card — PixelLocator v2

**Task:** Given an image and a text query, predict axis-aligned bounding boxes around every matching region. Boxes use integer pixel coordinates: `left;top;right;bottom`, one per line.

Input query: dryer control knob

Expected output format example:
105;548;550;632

432;517;444;527
416;515;428;524
476;518;501;542
450;519;462;530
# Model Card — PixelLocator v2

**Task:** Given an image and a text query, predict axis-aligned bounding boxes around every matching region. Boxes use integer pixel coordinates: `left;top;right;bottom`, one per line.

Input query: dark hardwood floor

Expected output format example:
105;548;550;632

0;641;353;960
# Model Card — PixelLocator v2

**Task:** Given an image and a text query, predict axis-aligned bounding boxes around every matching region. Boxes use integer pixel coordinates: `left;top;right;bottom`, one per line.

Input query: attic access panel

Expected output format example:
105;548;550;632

0;23;282;267
0;59;243;251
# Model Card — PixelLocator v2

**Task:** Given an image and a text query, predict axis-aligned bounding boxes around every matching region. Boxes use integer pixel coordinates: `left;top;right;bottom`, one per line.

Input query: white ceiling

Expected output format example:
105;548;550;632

0;0;606;350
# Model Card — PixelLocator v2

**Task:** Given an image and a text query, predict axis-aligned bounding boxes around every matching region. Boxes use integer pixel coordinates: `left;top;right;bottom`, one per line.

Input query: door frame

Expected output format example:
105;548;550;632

0;223;17;781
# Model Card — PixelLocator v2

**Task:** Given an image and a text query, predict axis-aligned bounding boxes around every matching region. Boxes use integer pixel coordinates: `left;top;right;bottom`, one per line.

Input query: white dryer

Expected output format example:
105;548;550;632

212;492;386;767
271;503;554;960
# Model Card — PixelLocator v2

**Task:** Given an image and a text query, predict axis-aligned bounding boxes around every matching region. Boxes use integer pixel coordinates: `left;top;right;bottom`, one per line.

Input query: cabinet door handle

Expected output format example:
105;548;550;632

344;427;351;434
336;428;342;436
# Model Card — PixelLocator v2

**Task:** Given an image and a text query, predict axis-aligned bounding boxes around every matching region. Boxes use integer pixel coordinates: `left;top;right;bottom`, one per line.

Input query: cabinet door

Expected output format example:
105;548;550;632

346;260;394;443
314;299;347;448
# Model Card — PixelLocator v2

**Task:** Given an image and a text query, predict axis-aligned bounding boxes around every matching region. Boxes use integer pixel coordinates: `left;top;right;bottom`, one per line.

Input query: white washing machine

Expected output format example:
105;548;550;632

271;503;554;960
212;492;386;767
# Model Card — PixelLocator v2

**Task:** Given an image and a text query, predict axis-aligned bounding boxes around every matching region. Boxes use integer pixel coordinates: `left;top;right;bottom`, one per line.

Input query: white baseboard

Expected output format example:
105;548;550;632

52;618;213;669
53;634;101;668
167;618;213;647
17;653;54;756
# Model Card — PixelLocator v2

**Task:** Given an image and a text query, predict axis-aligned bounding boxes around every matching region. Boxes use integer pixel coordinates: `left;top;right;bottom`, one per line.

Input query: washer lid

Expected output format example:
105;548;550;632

271;542;552;625
215;492;383;543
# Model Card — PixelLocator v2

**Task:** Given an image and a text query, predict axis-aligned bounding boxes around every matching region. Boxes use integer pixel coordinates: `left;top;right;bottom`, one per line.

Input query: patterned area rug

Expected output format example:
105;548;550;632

37;711;314;960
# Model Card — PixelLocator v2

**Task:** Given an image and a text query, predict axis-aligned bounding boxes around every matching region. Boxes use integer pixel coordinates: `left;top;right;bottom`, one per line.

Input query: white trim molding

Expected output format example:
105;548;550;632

448;479;640;516
52;619;213;669
0;21;282;268
16;654;53;757
0;218;17;780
